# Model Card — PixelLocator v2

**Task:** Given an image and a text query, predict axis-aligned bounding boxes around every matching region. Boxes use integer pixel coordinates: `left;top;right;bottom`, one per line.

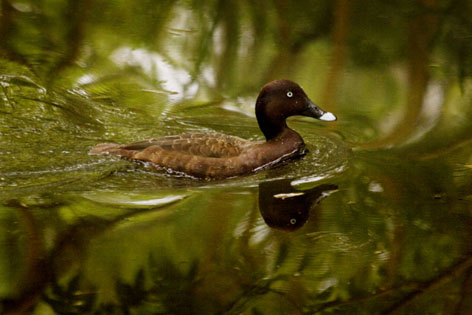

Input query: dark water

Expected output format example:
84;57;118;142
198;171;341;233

1;0;472;314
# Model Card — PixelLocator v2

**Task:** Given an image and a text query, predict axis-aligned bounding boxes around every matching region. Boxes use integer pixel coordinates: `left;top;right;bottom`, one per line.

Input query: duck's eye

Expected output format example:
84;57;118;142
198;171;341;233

287;91;293;98
290;218;297;225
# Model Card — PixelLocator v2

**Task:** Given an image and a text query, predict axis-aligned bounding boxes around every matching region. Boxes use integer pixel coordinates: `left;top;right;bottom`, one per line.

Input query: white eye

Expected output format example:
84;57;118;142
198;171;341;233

287;91;293;98
290;218;297;225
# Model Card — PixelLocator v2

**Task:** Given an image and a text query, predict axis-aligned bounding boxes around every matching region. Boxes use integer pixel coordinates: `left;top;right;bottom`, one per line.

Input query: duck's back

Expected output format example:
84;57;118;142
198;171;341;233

120;133;249;158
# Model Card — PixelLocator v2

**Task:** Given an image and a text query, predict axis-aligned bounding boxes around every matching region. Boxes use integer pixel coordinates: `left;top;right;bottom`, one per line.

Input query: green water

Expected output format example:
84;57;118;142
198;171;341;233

1;0;472;314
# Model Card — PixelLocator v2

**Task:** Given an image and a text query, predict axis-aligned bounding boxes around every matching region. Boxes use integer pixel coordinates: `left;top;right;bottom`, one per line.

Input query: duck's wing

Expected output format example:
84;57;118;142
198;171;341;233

119;133;250;158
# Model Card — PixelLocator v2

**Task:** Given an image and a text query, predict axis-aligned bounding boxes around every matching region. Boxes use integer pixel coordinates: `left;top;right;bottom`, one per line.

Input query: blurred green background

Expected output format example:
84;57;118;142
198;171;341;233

1;0;472;313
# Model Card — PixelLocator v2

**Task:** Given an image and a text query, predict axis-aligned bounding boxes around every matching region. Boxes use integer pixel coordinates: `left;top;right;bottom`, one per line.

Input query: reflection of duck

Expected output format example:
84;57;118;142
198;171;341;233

90;80;336;179
259;179;338;231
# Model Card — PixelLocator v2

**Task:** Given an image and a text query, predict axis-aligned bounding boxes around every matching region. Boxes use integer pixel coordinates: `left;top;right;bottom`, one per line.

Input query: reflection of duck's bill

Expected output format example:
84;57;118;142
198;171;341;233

300;98;337;122
274;192;305;199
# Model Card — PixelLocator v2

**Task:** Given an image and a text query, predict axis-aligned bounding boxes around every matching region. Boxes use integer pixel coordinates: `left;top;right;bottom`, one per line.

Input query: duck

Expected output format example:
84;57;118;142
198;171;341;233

89;79;337;179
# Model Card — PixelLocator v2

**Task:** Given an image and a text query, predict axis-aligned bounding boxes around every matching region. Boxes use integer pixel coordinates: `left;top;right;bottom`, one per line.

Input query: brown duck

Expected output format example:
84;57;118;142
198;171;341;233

90;80;337;179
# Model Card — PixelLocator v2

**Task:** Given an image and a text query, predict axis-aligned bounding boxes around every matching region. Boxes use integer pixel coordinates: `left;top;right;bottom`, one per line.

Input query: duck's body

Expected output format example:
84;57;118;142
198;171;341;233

90;80;336;179
90;129;304;178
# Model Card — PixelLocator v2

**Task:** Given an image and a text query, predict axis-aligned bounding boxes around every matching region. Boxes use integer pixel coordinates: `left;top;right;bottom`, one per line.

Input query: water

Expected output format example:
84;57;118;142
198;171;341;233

1;1;472;314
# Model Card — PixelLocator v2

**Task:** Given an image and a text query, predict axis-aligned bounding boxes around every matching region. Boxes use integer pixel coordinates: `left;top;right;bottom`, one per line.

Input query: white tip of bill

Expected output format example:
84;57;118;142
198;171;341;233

319;112;337;121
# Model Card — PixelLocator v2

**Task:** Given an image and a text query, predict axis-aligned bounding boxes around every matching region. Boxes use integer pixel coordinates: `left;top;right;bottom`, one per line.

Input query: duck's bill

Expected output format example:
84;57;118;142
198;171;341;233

319;111;337;121
301;99;337;122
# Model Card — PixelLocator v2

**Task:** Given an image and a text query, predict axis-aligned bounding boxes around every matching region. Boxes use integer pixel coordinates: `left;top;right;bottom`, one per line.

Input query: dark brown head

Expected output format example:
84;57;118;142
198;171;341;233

255;79;336;140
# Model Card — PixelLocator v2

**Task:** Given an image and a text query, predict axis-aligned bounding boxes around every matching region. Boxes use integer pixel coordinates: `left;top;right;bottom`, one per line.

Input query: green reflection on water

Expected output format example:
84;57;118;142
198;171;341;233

1;0;472;314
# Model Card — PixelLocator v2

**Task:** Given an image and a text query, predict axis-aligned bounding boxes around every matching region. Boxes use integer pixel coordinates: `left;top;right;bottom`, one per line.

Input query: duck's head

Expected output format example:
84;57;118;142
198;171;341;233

255;79;336;140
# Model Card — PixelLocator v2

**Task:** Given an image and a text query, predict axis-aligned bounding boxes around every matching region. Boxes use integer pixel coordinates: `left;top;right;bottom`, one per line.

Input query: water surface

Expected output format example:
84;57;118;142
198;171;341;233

1;0;472;314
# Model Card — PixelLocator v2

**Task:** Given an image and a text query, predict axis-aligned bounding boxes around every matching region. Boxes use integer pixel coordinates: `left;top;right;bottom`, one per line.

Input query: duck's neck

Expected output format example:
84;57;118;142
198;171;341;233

256;110;285;140
268;126;304;146
255;100;304;146
257;116;303;144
